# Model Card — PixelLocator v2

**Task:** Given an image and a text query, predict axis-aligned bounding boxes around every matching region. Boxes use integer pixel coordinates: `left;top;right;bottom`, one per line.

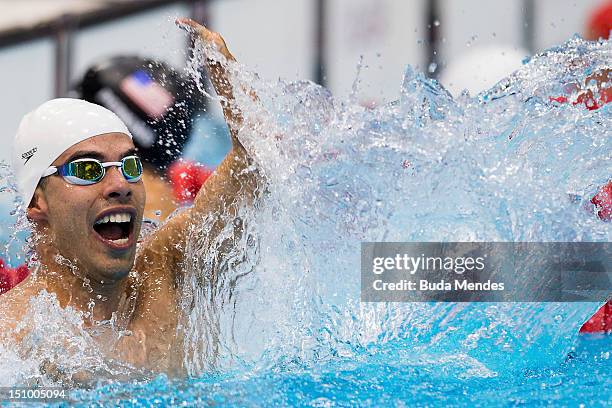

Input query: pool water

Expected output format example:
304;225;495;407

1;35;611;406
68;335;610;407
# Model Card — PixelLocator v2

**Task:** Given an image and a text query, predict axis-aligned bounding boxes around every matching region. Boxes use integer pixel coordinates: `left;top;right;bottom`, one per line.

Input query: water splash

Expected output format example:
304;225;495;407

0;289;141;388
179;36;610;376
0;163;32;267
0;36;609;389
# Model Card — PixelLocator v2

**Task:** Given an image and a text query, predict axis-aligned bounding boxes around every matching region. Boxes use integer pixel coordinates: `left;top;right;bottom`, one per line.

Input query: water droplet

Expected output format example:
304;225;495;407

428;63;438;74
433;20;440;27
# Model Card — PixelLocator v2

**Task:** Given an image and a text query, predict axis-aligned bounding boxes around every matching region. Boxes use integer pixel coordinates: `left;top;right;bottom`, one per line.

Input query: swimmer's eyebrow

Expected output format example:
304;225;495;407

65;148;137;162
65;150;105;162
121;148;138;158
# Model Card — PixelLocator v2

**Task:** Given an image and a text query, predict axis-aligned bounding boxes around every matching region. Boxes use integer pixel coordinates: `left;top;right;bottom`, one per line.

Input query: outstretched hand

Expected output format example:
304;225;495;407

177;17;243;149
176;18;235;62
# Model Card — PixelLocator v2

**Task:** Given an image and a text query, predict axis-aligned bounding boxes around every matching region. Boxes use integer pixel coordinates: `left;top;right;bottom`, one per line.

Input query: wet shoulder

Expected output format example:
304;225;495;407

134;210;191;267
0;275;43;334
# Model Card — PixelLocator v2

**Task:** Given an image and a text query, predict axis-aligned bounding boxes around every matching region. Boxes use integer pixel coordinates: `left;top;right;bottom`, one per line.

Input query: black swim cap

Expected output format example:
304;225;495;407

77;56;201;170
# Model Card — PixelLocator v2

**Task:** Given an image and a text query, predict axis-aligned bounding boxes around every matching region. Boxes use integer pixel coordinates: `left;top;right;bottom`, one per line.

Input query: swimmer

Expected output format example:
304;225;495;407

0;19;259;375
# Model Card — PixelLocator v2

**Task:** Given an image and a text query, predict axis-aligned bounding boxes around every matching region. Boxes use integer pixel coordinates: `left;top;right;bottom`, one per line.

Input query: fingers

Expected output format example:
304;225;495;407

176;17;212;40
176;18;220;46
175;18;202;32
176;17;234;61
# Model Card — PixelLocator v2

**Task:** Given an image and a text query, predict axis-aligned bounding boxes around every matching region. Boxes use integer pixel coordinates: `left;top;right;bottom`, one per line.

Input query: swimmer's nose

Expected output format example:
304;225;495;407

102;166;133;201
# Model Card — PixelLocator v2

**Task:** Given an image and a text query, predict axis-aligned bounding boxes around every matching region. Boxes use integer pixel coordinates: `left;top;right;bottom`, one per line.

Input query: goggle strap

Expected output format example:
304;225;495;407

42;167;58;177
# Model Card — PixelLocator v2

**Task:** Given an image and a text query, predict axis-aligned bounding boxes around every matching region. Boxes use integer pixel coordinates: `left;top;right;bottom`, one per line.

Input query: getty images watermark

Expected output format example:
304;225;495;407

361;242;611;302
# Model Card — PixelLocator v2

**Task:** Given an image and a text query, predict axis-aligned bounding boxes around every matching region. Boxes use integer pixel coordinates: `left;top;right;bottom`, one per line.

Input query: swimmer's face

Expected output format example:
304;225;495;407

28;133;145;283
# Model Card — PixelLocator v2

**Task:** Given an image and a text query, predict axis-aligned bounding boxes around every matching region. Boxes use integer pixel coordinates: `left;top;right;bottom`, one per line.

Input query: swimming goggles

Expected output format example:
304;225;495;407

42;156;143;185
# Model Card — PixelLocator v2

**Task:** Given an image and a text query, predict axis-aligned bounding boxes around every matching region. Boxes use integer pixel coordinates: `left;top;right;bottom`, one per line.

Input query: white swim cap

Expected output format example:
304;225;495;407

12;98;132;206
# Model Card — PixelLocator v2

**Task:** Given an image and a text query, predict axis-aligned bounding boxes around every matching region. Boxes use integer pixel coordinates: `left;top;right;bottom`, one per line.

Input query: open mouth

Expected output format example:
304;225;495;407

93;211;135;248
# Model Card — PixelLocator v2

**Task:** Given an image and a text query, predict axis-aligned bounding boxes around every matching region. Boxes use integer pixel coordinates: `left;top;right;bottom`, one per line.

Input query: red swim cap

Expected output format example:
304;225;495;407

580;301;612;333
591;181;612;221
167;160;213;203
586;1;612;40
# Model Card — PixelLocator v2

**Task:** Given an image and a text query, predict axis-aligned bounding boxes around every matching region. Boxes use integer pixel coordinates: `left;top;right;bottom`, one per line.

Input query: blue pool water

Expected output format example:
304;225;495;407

1;35;611;406
67;335;610;406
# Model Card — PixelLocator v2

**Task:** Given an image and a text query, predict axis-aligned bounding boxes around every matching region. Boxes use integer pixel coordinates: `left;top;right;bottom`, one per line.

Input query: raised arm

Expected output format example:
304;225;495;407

135;19;262;286
177;18;248;147
176;18;260;215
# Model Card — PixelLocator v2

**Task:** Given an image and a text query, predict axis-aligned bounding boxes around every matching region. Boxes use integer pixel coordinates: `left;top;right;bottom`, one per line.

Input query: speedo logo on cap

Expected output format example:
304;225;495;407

21;147;37;165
